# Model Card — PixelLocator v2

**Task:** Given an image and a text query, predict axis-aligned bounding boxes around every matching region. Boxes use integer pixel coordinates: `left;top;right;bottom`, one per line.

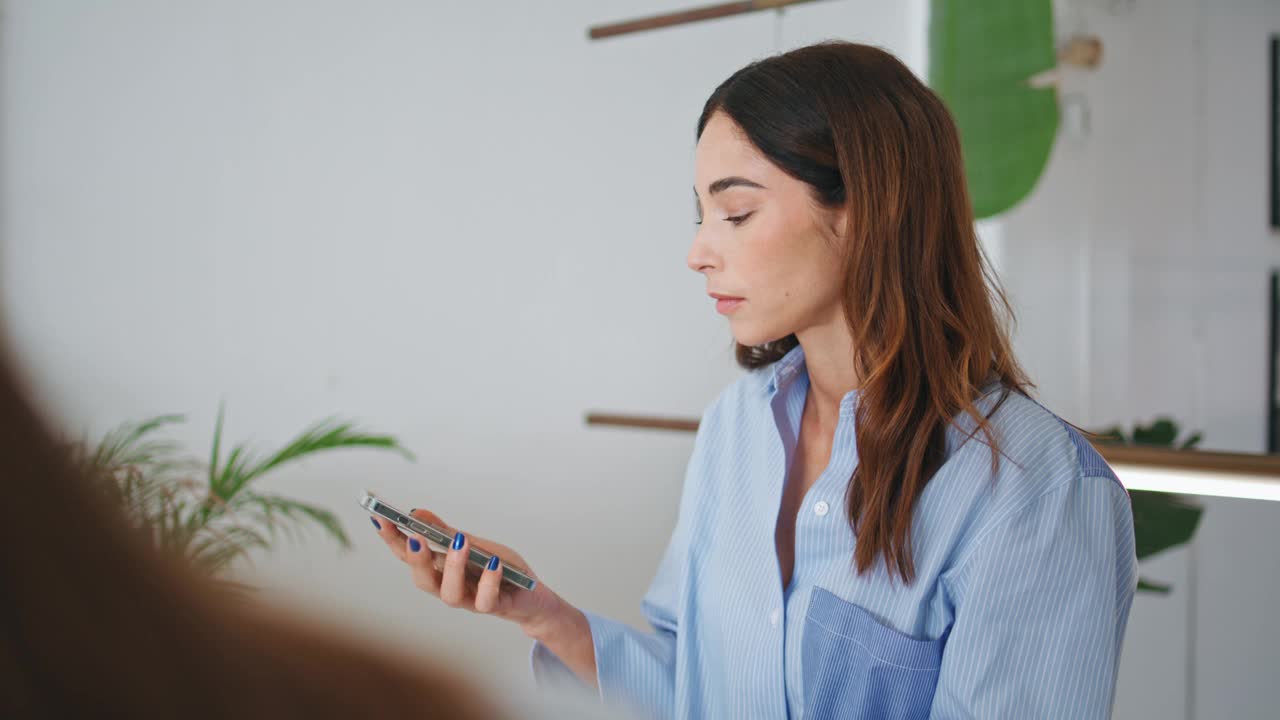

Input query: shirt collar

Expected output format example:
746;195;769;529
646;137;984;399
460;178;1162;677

766;343;808;396
767;345;1004;413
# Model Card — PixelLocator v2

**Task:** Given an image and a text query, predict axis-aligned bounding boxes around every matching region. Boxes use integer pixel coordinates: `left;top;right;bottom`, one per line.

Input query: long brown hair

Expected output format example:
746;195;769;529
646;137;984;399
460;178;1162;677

0;347;497;718
698;41;1034;583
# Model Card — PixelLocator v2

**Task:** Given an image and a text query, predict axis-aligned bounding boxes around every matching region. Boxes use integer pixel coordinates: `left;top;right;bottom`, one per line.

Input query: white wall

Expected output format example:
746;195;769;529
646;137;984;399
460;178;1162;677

6;1;1276;717
0;0;923;695
1000;0;1280;717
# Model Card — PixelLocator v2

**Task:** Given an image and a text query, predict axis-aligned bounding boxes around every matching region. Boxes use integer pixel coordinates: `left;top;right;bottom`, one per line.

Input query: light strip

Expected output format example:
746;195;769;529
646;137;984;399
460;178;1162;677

1112;463;1280;503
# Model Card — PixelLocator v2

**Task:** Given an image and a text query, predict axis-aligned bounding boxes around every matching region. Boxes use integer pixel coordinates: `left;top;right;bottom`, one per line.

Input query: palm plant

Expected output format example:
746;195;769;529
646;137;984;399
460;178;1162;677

1093;417;1205;594
69;408;412;576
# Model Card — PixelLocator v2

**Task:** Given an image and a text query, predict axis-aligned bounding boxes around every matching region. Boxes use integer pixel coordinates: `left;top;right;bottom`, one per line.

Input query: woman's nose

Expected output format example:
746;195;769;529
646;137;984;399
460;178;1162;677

687;230;718;274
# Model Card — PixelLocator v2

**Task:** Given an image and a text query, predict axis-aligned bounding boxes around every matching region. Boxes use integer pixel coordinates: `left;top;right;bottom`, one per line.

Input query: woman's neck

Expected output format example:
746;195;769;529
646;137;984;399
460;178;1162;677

795;322;860;428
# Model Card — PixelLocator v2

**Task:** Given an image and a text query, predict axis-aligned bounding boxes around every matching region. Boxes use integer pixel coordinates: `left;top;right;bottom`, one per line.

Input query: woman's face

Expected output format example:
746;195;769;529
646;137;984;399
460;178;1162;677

689;111;849;348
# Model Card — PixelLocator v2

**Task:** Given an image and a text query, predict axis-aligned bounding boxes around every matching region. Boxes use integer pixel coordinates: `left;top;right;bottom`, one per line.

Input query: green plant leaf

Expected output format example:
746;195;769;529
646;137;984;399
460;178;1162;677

212;445;251;505
929;0;1059;218
245;493;352;549
1137;578;1171;594
1089;416;1205;451
1132;481;1199;595
215;449;261;503
209;403;224;490
187;524;272;574
66;406;412;577
1131;490;1202;560
1093;416;1204;592
248;418;414;480
206;420;410;510
91;414;187;469
1132;418;1179;446
157;498;199;557
1092;425;1128;444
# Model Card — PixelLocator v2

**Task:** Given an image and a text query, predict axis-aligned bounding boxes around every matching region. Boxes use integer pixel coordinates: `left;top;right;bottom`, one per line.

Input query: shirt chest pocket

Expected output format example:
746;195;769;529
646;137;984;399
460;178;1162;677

801;587;945;720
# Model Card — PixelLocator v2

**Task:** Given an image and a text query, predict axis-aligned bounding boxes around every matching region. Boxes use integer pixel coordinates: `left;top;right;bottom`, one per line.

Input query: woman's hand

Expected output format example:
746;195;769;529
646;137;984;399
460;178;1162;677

371;508;564;637
372;507;600;687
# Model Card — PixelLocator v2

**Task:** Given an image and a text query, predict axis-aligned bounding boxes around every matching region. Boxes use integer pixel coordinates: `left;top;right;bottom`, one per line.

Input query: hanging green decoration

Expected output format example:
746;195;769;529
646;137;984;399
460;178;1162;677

928;0;1060;219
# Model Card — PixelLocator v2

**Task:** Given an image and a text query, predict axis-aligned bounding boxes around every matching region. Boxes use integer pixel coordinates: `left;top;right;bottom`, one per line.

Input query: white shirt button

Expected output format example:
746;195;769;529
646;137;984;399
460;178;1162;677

769;608;781;626
814;500;830;517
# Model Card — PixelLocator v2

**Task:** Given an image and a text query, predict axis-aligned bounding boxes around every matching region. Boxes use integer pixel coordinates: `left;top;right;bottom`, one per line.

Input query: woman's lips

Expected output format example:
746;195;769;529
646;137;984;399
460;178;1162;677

714;297;744;314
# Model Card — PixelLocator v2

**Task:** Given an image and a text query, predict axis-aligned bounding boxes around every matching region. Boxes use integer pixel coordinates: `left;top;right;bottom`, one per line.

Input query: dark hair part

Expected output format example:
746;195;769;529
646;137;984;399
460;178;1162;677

697;41;1034;583
0;348;497;719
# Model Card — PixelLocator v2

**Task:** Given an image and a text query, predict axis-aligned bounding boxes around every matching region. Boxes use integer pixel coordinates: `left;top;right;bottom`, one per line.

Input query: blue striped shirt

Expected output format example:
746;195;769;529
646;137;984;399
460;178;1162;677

533;344;1137;718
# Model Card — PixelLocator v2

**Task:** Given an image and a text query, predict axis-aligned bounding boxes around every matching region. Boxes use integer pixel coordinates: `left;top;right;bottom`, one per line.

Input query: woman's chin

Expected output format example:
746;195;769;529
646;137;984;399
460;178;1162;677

729;324;785;349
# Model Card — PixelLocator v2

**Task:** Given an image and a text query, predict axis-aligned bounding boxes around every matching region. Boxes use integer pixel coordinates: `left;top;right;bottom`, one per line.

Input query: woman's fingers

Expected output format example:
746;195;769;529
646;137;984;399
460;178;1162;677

380;508;518;618
438;531;472;608
408;508;450;532
474;554;503;614
372;507;454;564
405;531;443;595
371;516;408;562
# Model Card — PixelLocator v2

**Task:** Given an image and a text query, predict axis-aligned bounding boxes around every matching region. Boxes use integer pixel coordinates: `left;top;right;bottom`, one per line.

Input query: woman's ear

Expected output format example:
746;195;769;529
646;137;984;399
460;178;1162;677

826;204;851;245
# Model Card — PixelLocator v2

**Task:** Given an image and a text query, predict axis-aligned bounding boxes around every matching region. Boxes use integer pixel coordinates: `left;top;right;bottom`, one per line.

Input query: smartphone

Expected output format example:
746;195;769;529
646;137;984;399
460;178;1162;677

360;491;536;591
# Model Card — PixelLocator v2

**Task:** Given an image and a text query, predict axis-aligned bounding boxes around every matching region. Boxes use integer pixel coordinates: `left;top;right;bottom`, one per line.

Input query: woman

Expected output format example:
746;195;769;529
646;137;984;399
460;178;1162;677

374;41;1137;719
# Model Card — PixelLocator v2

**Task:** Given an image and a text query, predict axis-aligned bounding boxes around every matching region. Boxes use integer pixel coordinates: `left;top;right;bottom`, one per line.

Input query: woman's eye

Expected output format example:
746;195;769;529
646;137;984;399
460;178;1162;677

693;211;752;227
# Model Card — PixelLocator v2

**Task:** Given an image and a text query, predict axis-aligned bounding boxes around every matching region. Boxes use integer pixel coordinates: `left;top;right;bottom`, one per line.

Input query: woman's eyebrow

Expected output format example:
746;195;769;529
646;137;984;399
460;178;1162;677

693;176;768;198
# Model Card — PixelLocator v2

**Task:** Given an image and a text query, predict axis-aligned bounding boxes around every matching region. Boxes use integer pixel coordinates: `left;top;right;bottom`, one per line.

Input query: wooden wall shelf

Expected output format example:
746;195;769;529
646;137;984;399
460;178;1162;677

584;412;1280;484
588;0;831;40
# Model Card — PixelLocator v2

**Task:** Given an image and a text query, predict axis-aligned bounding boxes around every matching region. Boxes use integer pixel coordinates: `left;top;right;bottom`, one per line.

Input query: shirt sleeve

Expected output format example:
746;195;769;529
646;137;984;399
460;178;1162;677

930;476;1138;719
530;411;709;718
528;527;685;717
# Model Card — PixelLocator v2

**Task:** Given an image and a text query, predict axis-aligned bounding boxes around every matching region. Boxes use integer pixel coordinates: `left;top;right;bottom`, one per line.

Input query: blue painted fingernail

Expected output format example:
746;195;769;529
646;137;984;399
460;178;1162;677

409;538;421;553
487;555;500;571
371;518;381;530
452;532;465;551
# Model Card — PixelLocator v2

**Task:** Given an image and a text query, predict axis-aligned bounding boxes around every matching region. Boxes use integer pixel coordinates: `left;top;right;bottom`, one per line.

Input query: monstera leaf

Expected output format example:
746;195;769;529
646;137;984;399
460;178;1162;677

929;0;1060;218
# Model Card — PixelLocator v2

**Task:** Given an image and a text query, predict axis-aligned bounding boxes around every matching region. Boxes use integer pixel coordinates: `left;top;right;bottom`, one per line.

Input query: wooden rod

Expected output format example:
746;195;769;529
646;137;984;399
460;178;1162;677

585;412;701;433
1098;444;1280;479
588;0;831;40
584;411;1280;479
